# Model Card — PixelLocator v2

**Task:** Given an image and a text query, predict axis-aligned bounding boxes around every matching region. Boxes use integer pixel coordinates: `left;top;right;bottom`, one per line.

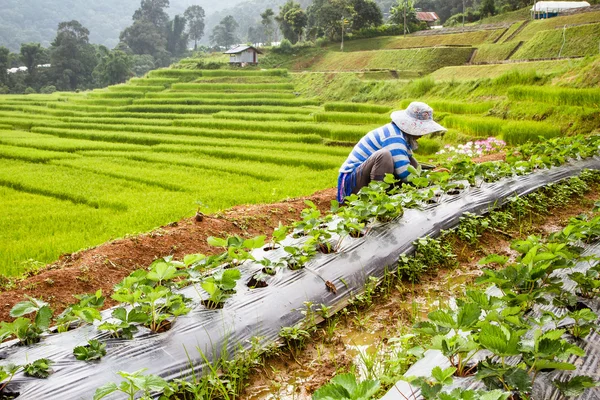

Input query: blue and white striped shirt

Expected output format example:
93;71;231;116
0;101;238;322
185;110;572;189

337;123;412;202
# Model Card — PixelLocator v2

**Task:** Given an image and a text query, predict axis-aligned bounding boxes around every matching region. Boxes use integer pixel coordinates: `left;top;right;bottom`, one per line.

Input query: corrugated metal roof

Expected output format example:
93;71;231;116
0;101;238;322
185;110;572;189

415;11;440;22
531;1;590;12
223;45;263;55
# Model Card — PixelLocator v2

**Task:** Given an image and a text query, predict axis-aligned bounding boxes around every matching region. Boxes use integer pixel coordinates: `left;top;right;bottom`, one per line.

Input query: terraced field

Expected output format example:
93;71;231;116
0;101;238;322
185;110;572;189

0;69;389;274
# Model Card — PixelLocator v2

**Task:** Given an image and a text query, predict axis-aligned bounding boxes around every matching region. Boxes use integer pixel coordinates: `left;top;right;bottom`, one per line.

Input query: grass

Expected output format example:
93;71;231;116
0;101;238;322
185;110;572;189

472;41;523;63
511;22;600;59
324;102;392;113
332;29;506;52
430;59;580;81
399;99;496;114
443;114;561;139
313;112;390;125
512;10;600;41
131;98;320;106
502;120;561;144
507;85;600;106
170;83;295;91
308;47;474;73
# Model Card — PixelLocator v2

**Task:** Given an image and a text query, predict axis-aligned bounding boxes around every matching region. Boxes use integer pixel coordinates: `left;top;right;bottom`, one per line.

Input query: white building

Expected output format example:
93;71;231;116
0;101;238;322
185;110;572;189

531;1;590;18
224;45;262;65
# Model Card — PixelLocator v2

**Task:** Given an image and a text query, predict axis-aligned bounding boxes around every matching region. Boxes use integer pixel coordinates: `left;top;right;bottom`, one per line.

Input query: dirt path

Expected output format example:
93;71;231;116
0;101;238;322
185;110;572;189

0;188;337;323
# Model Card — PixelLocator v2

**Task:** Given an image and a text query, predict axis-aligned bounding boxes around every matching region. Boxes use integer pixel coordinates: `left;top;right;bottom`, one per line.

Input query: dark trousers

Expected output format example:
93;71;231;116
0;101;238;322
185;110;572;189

352;149;394;194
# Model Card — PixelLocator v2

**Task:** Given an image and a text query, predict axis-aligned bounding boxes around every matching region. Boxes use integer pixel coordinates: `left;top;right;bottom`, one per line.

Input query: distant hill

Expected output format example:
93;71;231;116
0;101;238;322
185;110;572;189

0;0;246;51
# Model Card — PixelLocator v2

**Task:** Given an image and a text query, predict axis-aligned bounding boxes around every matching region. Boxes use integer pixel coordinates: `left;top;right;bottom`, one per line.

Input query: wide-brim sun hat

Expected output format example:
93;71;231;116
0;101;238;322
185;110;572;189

391;101;447;137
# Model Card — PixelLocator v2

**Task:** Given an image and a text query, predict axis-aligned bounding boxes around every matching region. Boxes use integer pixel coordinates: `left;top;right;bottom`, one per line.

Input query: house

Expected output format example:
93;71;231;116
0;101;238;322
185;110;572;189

224;45;262;66
531;1;590;19
415;12;441;28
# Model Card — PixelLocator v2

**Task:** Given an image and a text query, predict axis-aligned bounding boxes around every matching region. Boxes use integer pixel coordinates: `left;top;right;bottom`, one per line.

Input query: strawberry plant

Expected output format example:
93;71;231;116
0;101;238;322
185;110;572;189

98;307;147;339
23;358;53;378
265;222;289;250
94;369;168;400
564;308;598;339
312;373;379;400
55;290;105;333
0;364;21;394
415;303;482;377
201;268;241;309
0;296;53;345
569;265;600;298
521;329;584;383
283;244;315;270
74;339;107;361
552;375;600;398
207;235;266;266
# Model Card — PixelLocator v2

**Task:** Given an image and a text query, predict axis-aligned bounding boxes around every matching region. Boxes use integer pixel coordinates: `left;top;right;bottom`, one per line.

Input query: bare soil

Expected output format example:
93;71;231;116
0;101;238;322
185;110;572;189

0;188;336;323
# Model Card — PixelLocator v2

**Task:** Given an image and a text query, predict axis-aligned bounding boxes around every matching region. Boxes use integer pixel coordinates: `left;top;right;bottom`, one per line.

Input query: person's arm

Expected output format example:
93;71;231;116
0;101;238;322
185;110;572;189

409;155;419;170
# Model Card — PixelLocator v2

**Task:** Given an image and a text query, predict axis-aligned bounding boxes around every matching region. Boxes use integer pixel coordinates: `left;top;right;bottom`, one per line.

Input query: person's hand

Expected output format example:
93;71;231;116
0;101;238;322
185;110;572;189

432;167;450;173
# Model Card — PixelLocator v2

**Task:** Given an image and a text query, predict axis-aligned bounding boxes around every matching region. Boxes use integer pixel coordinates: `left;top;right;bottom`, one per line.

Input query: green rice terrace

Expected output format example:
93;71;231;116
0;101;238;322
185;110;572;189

3;4;600;400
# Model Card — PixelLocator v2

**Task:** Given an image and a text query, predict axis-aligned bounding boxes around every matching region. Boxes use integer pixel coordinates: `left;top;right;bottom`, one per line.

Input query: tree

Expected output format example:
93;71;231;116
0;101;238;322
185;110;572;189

261;8;276;45
480;0;496;17
20;43;43;78
307;0;354;41
133;0;170;29
276;1;306;44
184;5;205;50
284;8;308;42
350;0;383;30
247;26;263;45
120;20;167;56
50;20;97;90
166;15;189;56
210;15;239;49
390;0;425;33
93;47;132;86
0;46;10;85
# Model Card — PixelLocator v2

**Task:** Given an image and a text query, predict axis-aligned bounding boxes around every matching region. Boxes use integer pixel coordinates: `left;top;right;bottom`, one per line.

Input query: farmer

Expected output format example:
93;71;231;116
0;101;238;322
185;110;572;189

337;101;447;203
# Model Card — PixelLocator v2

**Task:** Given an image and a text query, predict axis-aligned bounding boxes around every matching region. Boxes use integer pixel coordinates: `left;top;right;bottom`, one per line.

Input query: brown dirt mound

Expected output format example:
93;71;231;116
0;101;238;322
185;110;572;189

0;188;337;323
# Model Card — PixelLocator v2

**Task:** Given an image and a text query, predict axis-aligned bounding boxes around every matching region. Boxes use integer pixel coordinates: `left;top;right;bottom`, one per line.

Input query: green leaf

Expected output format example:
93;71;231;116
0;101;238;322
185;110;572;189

456;303;481;329
312;382;351;400
330;373;357;394
207;236;227;247
428;310;455;328
93;382;118;400
504;367;531;393
432;366;456;385
112;307;127;322
144;374;169;392
243;235;266;249
35;305;53;330
353;380;381;400
201;280;218;296
479;323;508;355
10;300;38;317
128;309;149;324
534;360;576;371
478;254;509;266
183;253;205;266
553;375;600;397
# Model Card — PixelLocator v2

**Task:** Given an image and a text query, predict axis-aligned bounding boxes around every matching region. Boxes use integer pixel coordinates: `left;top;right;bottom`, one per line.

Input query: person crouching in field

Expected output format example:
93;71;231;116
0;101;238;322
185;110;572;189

337;102;447;203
